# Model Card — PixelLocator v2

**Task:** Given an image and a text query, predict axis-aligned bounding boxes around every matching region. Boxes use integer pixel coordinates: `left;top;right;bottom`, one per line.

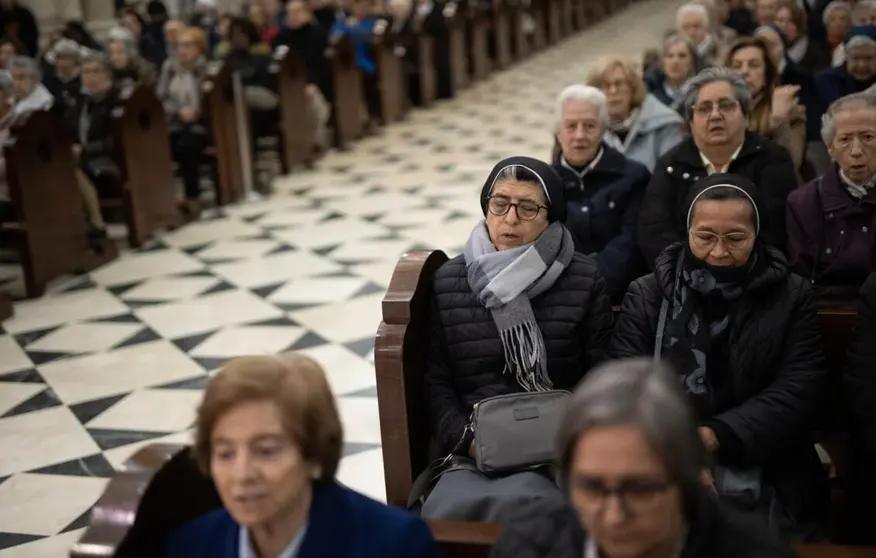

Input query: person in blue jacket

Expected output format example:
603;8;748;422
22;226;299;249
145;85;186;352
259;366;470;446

814;25;876;117
551;84;650;301
163;353;440;558
331;0;381;129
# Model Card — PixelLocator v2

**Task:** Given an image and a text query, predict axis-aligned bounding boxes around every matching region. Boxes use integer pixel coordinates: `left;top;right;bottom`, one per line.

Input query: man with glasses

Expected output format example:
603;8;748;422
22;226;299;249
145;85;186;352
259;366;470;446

787;91;876;288
638;67;797;267
551;84;651;301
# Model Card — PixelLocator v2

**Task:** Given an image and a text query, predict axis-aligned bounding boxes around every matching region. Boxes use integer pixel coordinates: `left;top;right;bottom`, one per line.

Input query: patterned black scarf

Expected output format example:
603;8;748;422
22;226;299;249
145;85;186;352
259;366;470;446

660;248;756;416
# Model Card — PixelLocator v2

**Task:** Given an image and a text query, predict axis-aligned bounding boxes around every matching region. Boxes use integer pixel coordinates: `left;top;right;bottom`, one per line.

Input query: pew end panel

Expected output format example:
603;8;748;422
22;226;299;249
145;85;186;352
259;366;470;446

415;30;438;107
2;111;118;298
273;47;319;170
71;443;220;558
373;21;409;124
445;3;471;94
202;62;249;206
112;85;183;248
375;249;450;508
0;289;12;321
467;7;492;81
328;33;366;150
492;2;513;69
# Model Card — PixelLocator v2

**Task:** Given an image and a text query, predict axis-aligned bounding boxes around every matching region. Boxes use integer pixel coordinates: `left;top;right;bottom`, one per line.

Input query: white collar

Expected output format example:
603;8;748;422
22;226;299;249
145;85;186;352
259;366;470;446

700;142;743;175
561;147;604;181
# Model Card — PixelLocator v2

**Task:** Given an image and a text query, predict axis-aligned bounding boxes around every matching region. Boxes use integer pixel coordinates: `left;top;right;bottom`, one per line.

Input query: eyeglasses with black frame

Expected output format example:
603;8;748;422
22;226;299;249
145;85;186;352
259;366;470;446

487;195;548;221
689;230;752;251
573;475;673;518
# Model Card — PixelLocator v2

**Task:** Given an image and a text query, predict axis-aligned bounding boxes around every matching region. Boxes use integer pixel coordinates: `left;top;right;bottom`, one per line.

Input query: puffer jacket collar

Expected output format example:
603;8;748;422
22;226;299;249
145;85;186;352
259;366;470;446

653;242;791;299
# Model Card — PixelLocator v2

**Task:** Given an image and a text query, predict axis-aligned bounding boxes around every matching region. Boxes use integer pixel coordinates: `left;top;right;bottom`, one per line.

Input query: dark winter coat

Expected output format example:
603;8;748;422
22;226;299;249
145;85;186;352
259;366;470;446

608;243;828;538
638;131;797;267
780;61;820;142
814;65;876;120
787;166;876;287
552;145;650;300
273;22;333;101
425;252;614;454
489;491;795;558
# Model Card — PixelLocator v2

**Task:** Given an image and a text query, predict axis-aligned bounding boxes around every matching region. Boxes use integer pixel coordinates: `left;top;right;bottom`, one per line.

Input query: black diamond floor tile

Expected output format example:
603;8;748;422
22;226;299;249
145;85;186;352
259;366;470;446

0;532;44;550
69;394;128;425
1;388;63;418
113;327;162;350
154;375;211;390
86;429;171;451
343;337;375;358
285;331;330;351
171;331;217;353
28;453;116;478
0;368;44;383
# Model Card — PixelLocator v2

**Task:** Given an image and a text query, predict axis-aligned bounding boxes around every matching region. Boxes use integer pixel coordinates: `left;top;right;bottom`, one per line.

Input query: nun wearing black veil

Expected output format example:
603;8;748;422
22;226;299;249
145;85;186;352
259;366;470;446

417;156;614;522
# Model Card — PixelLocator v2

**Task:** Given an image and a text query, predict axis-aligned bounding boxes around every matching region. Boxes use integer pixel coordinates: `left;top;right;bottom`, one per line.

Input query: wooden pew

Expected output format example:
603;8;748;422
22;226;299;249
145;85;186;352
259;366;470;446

510;0;530;61
272;46;318;172
414;23;438;107
467;5;492;81
445;3;471;95
111;85;182;248
202;62;251;205
0;290;12;321
530;0;548;51
558;0;573;37
491;0;513;70
328;33;365;149
1;111;117;298
72;443;876;558
373;19;408;123
546;0;562;44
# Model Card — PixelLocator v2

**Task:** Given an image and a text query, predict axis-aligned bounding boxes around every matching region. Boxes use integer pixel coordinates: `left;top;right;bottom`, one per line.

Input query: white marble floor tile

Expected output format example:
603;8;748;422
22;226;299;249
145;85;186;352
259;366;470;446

271;220;389;249
337;448;386;503
134;290;283;339
0;475;106;536
24;323;145;354
89;250;204;287
38;341;206;405
210;251;342;288
0;529;85;558
0;336;33;375
0;384;45;417
297;344;376;397
0;407;101;477
267;277;368;305
117;276;220;302
85;389;202;432
288;293;384;343
2;290;129;335
160;219;263;248
190;325;307;358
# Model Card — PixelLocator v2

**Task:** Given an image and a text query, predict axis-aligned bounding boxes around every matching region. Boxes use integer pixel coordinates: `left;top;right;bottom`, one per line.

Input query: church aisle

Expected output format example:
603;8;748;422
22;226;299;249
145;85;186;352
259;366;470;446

0;1;680;554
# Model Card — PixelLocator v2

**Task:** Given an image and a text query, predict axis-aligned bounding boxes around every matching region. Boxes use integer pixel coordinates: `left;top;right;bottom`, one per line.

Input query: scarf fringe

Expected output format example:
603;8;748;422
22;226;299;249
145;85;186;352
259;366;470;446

500;322;554;392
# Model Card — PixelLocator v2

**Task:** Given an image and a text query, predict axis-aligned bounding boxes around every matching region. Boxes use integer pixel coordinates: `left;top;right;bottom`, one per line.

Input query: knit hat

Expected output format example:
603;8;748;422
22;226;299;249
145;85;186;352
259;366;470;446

683;173;760;234
480;156;567;223
845;25;876;47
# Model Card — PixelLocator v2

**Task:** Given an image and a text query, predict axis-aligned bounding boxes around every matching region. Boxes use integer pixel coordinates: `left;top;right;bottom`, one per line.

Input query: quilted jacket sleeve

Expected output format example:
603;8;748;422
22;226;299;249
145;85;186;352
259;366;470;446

578;269;614;369
424;290;472;455
756;144;797;255
711;282;826;466
844;273;876;457
606;279;658;360
638;161;682;269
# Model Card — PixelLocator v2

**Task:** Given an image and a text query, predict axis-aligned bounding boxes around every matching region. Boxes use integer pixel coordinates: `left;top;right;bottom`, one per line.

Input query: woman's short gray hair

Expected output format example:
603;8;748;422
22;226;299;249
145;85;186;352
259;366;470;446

553;84;609;132
82;51;113;76
0;71;12;93
823;0;852;24
107;36;137;58
853;0;876;24
557;357;708;515
680;67;752;123
676;3;710;27
9;55;39;80
821;91;876;145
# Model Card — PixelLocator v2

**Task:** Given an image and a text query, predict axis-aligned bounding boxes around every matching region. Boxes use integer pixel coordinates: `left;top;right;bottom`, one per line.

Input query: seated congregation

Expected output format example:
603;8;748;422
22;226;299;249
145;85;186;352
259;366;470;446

63;0;876;556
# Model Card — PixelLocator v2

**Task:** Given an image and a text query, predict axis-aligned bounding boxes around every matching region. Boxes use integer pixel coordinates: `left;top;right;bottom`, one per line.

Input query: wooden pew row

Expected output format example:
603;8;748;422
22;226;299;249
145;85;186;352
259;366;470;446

374;250;861;537
110;85;182;248
0;290;11;321
0;111;118;298
71;442;876;558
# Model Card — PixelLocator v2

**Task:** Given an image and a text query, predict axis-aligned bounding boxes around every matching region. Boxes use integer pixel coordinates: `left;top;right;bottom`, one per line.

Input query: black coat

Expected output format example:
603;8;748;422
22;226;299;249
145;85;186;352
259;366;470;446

608;243;828;537
552;145;650;300
425;252;614;454
489;491;795;558
843;272;876;544
273;23;333;101
638;131;797;268
780;61;820;142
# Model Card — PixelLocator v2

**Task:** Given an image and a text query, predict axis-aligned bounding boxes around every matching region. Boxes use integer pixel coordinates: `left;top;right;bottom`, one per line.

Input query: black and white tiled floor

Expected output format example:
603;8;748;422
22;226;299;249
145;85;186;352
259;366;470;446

0;2;678;555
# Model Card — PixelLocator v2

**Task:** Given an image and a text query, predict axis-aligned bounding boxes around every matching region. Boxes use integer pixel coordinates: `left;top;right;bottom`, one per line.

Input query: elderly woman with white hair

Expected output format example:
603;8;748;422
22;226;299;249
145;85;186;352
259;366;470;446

43;38;84;115
9;55;53;119
822;0;854;65
490;358;797;558
107;34;157;88
550;84;650;300
586;57;684;172
676;3;722;67
644;33;701;110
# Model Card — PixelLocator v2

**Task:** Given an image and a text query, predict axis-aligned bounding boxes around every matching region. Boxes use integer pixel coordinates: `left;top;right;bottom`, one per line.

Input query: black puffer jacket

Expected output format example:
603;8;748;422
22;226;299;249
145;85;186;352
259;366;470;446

608;243;828;539
425;252;614;454
489;491;795;558
638;131;797;268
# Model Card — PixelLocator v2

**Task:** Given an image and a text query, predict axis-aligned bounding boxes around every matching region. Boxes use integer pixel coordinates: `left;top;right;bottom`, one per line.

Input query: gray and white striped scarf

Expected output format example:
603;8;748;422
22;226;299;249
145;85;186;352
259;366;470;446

464;220;575;392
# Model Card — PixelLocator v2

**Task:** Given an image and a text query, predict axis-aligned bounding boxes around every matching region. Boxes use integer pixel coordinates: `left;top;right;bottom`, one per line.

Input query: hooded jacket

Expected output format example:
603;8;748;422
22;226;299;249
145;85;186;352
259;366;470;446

603;93;684;172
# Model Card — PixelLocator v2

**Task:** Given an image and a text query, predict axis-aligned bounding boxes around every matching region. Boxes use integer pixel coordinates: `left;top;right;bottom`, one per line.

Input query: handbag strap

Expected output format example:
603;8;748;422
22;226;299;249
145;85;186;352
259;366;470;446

654;297;669;364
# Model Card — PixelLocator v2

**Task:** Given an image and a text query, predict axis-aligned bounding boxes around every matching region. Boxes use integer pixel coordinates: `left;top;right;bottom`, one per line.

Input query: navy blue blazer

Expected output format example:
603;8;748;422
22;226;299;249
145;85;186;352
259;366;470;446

553;145;650;301
163;481;441;558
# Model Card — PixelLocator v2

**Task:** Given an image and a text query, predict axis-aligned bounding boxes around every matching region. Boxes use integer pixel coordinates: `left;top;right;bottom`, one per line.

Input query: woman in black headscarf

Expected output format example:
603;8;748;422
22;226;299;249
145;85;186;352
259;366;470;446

608;173;829;542
420;156;614;522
